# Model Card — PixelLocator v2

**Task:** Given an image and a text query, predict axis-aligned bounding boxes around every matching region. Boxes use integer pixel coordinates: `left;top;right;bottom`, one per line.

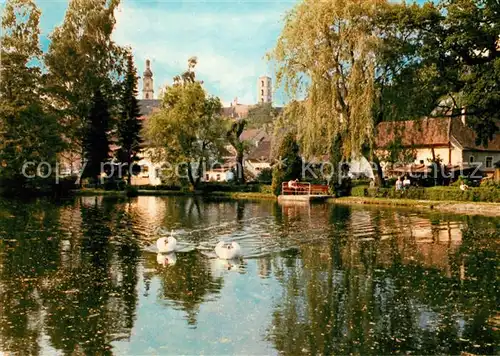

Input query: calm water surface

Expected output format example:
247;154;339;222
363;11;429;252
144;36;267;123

0;196;498;355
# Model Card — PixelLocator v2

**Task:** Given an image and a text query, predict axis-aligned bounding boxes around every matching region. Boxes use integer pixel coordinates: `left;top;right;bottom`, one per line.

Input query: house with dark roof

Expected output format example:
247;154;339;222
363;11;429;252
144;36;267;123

238;129;273;178
375;116;500;176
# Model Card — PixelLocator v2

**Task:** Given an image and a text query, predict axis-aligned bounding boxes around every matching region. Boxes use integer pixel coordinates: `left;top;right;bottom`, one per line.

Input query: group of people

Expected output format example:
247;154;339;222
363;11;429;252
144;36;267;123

395;176;411;191
394;176;469;191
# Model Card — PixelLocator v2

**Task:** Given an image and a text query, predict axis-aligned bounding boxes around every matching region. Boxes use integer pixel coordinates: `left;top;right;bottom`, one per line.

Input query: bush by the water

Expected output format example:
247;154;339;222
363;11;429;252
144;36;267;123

271;133;302;196
126;186;139;197
351;185;500;202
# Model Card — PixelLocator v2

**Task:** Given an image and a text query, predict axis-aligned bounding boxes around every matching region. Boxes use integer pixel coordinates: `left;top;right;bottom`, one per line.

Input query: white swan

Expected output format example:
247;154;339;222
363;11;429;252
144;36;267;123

215;241;242;260
156;233;177;253
156;252;176;266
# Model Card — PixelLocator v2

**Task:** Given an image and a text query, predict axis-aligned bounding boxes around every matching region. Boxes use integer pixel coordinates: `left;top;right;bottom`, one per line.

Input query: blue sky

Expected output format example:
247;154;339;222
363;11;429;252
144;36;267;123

16;0;297;106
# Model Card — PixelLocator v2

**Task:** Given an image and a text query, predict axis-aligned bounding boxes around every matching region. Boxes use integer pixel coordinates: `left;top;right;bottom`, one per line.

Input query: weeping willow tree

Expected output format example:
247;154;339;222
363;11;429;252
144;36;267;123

270;0;384;163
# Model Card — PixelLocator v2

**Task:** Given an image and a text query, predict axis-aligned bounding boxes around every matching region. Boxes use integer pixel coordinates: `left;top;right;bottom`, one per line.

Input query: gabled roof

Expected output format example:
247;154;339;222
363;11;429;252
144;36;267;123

247;140;272;161
239;129;270;143
376;117;500;152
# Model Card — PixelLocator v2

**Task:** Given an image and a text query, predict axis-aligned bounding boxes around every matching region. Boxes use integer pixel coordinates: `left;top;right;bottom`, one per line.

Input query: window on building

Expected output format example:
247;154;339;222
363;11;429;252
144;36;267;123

419;160;424;164
205;174;209;181
261;89;264;95
469;155;475;164
486;156;493;168
155;168;160;178
142;165;149;177
261;80;264;86
145;93;149;99
216;174;221;181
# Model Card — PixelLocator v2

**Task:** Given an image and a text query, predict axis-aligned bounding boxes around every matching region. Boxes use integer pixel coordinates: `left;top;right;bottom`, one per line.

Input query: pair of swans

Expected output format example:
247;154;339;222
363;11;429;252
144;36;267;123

156;233;242;260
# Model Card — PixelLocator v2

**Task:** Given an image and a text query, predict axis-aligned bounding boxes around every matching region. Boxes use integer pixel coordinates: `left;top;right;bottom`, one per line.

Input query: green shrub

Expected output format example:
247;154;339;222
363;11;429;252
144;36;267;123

351;185;369;197
133;184;181;191
258;184;273;195
256;168;272;184
271;133;302;196
352;185;500;202
126;186;139;197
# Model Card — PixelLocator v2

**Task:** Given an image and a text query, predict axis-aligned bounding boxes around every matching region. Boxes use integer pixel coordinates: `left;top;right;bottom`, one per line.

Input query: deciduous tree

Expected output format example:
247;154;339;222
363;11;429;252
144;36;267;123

226;119;247;184
83;89;111;183
0;0;63;194
44;0;124;161
145;58;225;189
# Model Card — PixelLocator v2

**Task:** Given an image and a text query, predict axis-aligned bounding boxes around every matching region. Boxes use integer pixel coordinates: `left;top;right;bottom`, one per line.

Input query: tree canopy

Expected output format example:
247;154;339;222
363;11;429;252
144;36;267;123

44;0;124;157
0;0;63;193
116;52;143;184
144;58;226;188
269;0;499;162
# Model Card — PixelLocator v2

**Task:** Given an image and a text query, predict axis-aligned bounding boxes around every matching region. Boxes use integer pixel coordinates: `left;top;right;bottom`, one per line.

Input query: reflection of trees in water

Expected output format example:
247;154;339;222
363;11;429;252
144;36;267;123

0;197;141;355
268;206;498;355
142;251;223;326
0;199;62;355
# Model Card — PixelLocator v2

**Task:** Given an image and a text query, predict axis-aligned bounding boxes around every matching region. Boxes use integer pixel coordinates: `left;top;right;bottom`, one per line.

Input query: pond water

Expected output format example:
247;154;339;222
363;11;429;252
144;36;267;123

0;196;498;355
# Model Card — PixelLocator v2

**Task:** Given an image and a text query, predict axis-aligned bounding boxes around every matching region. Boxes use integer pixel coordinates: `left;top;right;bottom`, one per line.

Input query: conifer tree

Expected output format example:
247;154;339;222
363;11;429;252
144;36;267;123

117;53;142;185
271;133;302;196
83;89;110;183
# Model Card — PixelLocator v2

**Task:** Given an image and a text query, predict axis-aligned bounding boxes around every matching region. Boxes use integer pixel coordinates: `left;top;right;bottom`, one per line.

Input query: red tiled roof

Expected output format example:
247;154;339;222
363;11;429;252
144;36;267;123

376;117;500;151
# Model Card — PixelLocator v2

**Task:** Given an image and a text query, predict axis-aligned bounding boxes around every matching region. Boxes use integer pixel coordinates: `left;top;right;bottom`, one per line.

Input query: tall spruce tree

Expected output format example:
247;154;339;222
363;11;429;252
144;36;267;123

83;89;110;183
117;53;142;185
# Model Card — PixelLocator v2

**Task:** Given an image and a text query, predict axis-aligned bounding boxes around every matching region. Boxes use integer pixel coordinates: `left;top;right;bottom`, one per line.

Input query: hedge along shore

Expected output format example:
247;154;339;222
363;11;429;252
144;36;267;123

333;197;500;217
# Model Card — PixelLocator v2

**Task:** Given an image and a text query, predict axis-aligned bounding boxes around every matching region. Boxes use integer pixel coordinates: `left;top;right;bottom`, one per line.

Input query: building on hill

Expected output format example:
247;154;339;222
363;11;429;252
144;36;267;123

221;97;252;119
375;115;500;178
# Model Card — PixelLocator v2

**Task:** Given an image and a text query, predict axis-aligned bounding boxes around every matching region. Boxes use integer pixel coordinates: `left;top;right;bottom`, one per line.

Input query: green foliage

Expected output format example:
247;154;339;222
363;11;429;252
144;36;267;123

125;186;139;197
351;185;500;202
246;103;279;129
270;0;380;160
116;52;142;184
480;179;500;189
271;133;302;195
411;0;500;145
270;0;498;165
82;89;110;182
0;0;64;194
44;0;124;157
256;168;273;184
380;138;417;167
144;58;226;189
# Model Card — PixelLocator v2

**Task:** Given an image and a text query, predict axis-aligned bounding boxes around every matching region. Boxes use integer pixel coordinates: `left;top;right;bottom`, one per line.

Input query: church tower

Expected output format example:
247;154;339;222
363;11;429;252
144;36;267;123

257;75;272;104
142;59;154;100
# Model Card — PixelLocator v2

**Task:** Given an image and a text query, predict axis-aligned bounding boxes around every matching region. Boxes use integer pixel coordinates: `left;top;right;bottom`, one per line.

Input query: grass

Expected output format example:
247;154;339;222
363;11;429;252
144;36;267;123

72;188;276;200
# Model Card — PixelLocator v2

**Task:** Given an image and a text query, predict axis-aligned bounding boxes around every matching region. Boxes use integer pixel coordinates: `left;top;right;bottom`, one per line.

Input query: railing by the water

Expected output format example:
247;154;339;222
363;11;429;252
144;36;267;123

282;182;329;195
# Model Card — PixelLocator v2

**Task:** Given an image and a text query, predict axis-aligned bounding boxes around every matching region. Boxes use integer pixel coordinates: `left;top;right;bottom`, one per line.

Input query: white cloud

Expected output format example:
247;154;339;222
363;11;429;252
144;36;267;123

112;2;286;105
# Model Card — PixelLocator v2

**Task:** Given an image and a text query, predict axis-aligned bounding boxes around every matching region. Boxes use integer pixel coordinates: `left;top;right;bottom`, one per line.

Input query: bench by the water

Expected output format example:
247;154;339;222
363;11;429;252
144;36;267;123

279;182;332;203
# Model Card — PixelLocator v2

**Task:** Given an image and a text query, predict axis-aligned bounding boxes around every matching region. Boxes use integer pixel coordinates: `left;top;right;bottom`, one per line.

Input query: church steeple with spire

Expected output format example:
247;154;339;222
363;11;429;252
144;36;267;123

142;59;154;99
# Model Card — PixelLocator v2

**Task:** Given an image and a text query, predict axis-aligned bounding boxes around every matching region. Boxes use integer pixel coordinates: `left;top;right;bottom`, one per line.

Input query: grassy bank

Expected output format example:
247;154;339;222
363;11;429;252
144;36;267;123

334;196;500;217
72;188;276;200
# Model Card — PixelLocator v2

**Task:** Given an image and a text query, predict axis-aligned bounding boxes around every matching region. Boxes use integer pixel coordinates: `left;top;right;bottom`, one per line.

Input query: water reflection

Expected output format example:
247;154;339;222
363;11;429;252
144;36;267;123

0;197;498;355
